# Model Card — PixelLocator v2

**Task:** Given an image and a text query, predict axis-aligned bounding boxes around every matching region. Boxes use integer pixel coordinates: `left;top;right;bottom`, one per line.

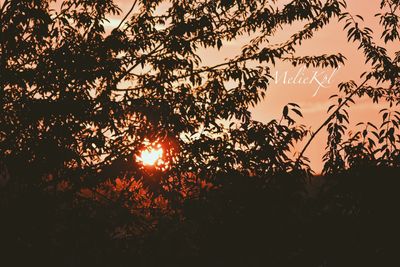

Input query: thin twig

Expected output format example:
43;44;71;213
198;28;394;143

113;43;164;85
113;53;256;92
115;0;138;31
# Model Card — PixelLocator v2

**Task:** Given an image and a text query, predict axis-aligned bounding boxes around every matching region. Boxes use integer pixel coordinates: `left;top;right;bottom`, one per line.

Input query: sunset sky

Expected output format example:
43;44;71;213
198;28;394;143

103;0;397;172
14;0;395;172
1;2;399;264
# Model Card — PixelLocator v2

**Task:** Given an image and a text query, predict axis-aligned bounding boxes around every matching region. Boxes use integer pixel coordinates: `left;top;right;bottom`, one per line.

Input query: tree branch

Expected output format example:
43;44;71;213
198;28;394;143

115;0;138;31
296;78;369;165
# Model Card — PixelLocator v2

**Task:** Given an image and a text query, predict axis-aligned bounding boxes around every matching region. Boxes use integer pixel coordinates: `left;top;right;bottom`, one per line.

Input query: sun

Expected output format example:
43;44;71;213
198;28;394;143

137;145;164;167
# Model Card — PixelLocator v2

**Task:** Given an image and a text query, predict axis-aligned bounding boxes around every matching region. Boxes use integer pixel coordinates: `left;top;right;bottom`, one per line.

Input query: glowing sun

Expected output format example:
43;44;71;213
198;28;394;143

137;145;164;166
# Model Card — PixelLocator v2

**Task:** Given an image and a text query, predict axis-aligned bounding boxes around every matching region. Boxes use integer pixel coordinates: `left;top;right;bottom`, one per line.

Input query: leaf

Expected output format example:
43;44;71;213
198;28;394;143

327;104;336;113
363;129;368;138
329;94;338;99
283;106;289;118
288;103;300;108
344;22;352;29
216;39;223;50
292;108;303;117
356;15;365;21
382;112;389;121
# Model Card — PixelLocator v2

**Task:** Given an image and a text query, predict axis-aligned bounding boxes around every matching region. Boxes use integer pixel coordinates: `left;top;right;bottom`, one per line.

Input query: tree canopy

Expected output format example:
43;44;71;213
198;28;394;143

0;0;399;266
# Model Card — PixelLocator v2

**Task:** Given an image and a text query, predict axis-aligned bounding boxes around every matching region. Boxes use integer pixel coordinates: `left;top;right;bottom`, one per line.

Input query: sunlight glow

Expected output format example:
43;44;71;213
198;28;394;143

137;145;163;166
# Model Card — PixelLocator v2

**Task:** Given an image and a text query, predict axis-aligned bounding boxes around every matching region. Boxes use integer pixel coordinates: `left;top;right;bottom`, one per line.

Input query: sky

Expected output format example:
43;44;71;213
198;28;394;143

2;0;394;173
98;0;398;172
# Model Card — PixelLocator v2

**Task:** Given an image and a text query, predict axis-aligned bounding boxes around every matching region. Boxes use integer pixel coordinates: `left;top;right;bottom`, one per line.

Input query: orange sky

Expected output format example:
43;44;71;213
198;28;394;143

108;0;398;173
1;0;392;173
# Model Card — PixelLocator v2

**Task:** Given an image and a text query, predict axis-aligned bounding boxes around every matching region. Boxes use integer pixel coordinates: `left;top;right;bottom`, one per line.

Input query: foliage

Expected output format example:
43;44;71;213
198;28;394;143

321;0;400;174
0;0;399;266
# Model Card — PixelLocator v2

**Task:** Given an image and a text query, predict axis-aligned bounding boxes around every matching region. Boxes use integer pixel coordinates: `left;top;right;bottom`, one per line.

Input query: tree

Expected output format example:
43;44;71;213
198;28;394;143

318;0;400;173
0;0;399;266
0;0;344;204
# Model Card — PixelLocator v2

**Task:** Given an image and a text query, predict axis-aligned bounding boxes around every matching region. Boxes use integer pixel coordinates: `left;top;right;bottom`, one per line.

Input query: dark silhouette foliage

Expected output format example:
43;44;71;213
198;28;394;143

0;0;399;266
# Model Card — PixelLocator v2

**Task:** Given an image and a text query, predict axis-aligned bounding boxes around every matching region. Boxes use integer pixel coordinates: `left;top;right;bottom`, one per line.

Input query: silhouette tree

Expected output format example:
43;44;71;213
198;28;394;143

0;0;399;266
0;0;344;208
296;0;400;173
